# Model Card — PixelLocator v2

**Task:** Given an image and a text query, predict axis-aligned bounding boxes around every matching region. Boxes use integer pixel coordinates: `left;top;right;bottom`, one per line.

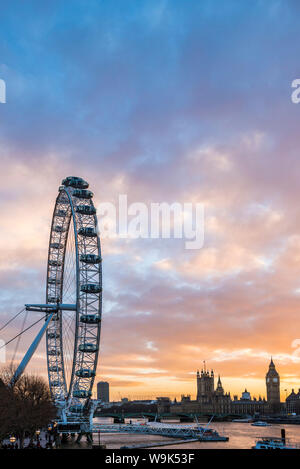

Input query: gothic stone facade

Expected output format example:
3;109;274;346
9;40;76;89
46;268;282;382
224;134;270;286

170;359;280;416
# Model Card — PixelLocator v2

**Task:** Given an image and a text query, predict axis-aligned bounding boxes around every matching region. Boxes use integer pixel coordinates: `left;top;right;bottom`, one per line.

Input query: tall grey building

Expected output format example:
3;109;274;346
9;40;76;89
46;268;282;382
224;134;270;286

97;381;109;402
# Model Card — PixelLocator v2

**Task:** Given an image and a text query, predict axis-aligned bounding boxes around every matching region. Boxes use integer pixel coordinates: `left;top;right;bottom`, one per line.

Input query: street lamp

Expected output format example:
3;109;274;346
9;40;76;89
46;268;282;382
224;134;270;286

47;424;54;445
9;436;16;444
284;389;288;415
35;429;40;442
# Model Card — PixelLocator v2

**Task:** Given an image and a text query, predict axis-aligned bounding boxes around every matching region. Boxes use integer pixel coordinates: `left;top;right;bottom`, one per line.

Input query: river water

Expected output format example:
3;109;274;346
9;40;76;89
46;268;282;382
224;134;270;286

86;418;300;450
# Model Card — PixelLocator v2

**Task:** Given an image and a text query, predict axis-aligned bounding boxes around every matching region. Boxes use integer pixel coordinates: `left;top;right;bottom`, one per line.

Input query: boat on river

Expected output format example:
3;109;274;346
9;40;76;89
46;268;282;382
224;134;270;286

253;437;299;449
232;418;253;423
251;421;271;427
252;429;300;449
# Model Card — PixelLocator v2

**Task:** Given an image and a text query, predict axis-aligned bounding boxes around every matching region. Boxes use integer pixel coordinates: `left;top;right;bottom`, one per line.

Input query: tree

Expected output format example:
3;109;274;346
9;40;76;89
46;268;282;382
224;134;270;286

0;377;14;442
0;365;56;448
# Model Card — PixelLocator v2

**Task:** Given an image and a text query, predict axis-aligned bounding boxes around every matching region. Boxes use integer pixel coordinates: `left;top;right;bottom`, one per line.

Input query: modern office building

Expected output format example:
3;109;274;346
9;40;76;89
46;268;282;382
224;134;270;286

97;381;109;402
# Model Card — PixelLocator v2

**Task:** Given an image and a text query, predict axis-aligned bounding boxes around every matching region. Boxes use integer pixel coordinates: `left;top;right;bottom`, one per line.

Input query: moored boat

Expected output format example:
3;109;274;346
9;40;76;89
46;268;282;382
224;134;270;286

252;429;300;449
232;418;253;423
251;421;271;427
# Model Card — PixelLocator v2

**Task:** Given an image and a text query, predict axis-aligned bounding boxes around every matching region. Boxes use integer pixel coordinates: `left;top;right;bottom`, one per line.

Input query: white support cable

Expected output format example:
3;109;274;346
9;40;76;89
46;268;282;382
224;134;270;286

11;309;29;363
0;315;47;350
0;307;25;333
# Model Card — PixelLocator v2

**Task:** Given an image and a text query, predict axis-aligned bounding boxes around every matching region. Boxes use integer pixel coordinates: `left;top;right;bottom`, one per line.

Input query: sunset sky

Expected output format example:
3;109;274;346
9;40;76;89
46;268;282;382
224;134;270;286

1;0;300;401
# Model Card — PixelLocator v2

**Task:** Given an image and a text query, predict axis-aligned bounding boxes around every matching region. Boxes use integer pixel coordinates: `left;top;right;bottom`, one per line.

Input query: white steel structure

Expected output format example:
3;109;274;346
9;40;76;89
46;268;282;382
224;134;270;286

92;423;229;441
46;177;102;407
14;177;102;430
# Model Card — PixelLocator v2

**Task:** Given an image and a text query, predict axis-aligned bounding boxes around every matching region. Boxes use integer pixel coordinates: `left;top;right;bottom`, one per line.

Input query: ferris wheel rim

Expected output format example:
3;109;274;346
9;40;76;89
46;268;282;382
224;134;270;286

45;177;102;410
60;189;80;399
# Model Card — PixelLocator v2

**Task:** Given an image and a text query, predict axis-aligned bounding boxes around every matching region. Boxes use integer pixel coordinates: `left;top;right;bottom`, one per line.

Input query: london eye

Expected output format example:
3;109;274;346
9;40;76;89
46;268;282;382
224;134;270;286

45;176;102;413
4;176;102;427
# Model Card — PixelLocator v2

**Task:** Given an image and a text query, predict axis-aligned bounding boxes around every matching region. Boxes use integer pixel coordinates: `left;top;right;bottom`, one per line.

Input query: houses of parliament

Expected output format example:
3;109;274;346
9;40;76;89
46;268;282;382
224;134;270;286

170;358;283;416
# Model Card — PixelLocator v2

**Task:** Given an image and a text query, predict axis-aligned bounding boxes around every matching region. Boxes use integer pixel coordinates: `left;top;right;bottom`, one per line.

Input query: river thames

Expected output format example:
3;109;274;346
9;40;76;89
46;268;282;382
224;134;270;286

78;418;300;450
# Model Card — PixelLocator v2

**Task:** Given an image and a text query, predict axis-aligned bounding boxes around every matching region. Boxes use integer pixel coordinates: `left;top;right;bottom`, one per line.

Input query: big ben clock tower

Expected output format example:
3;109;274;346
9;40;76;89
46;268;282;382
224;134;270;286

266;358;280;411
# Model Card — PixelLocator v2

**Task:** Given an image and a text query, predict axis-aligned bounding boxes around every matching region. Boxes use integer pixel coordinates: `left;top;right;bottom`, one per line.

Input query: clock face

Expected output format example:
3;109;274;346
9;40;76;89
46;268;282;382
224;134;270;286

273;378;278;383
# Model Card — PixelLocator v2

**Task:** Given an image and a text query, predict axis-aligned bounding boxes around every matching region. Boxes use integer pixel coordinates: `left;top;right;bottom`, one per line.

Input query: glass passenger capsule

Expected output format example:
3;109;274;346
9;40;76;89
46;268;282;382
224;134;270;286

48;278;61;285
76;205;96;215
79;343;98;353
73;189;93;199
48;366;61;372
75;369;95;378
62;176;89;189
48;349;60;356
78;227;97;237
59;196;69;204
80;283;102;294
80;254;101;264
48;296;59;303
55;209;67;217
73;390;92;398
48;332;60;339
49;260;62;267
50;242;63;249
53;225;66;233
51;380;60;387
80;314;101;324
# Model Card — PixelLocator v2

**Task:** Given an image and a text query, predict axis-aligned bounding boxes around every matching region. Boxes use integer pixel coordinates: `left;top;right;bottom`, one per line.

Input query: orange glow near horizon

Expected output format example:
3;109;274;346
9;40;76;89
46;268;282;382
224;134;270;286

2;2;300;405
